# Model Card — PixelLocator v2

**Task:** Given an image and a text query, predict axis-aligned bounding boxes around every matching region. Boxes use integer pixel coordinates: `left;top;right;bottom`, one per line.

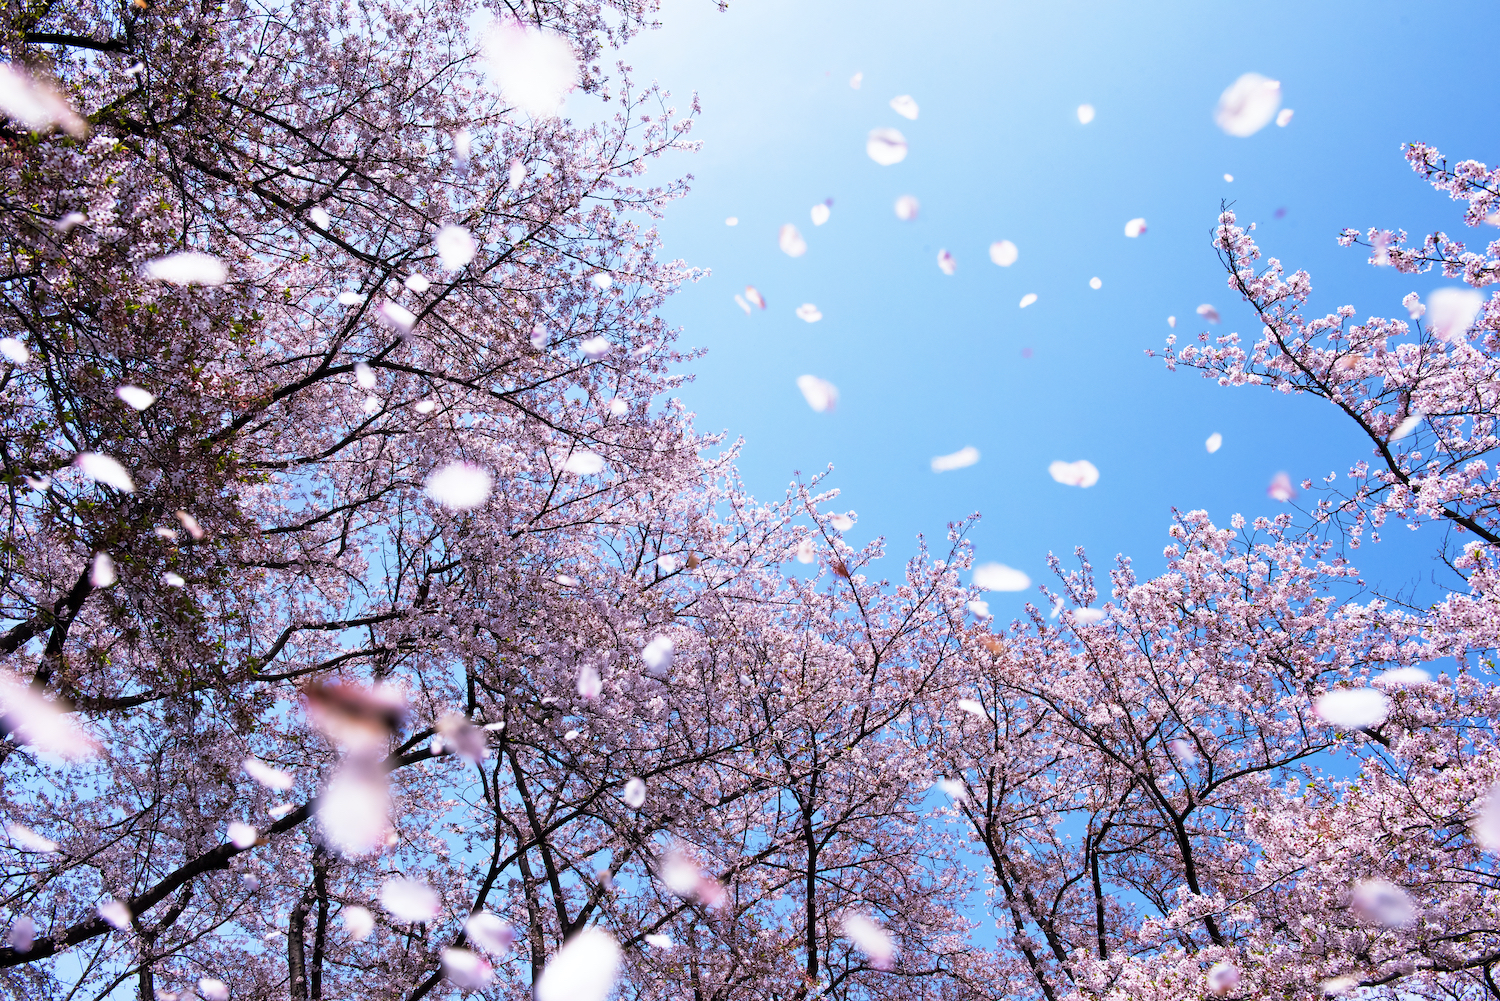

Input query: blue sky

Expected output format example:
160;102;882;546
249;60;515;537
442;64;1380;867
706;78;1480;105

615;0;1500;614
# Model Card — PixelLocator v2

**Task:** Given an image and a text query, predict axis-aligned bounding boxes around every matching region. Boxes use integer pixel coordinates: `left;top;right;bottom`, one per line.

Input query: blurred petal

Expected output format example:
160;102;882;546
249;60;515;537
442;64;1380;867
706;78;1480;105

796;375;838;413
424;462;492;510
956;698;987;718
623;777;647;808
1205;432;1223;453
931;446;979;472
744;286;766;309
465;911;515;955
434;225;476;271
484;20;580;118
810;203;830;226
894;195;919;221
442;948;493;990
866;127;908;165
1076;103;1095;124
1124;218;1147;238
343;906;375;941
1267;471;1295;502
1089;276;1102;289
1048;460;1099;487
989;240;1018;267
563;451;605;475
89;552;116;588
1276;108;1294;127
1427;287;1483;341
849;72;863;89
317;767;392;857
842;913;895;970
936;249;956;274
116;385;155;410
381;877;440;923
535;928;620;1001
0;338;27;364
795;303;823;323
1315;688;1389;729
778;224;807;257
1351;878;1414;927
243;757;295;791
1019;293;1037;308
972;563;1030;591
141;252;227;287
889;95;918;119
1215;73;1281;136
0;671;98;760
73;452;135;492
1196;303;1221;323
642;636;674;678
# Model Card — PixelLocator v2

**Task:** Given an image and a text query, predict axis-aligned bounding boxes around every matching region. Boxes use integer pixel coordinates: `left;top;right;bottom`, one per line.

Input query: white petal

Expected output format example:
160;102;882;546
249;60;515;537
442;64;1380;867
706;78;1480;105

966;599;990;618
1276;108;1294;127
509;160;528;190
936;249;956;274
1048;459;1099;487
1205;432;1223;453
1350;878;1414;927
894;195;919;221
1427;287;1483;342
198;979;229;1001
1207;961;1241;996
744;286;766;310
795;539;815;564
465;911;515;955
116;385;155;410
353;362;375;390
0;338;28;364
1215;73;1282;137
607;397;628;416
988;240;1018;267
0;671;99;760
931;446;979;472
414;400;436;414
645;933;674;949
972;563;1030;592
579;336;612;360
140;252;227;286
377;300;417;334
623;777;647;809
1124;218;1147;238
161;571;185;589
1019;293;1037;308
1089;276;1102;289
424;462;492;511
810;203;830;226
591;273;613;289
1167;315;1177;328
1315;688;1389;729
243;756;295;791
1070;608;1106;625
404;273;431;294
535;928;620;1001
849;72;863;89
7;914;34;953
778;224;807;257
434;225;476;271
74;452;135;492
866;127;908;166
956;698;987;718
829;513;854;531
1267;472;1295;502
562;451;605;475
889;94;919;120
1196;303;1221;323
1223;173;1234;182
530;324;549;349
1390;411;1424;441
310;207;331;230
1076;103;1095;124
795;303;823;323
442;948;494;990
484;21;580;118
796;375;838;413
842;913;895;970
99;899;132;931
381;877;441;923
0;64;87;136
1372;667;1431;687
577;666;602;700
724;216;738;226
317;768;391;857
226;822;257;849
5;823;57;853
89;552;116;588
642;636;674;678
656;554;677;573
343;906;375;941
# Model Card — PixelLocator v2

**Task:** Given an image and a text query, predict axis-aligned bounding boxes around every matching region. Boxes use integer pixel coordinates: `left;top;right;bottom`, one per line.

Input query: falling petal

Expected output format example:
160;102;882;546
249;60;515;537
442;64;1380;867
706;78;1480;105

310;207;331;230
972;563;1030;592
1427;287;1483;342
931;446;980;472
0;671;99;760
576;666;604;701
7;915;34;953
1276;108;1294;127
866;127;908;166
267;803;295;820
530;324;549;349
724;216;738;226
243;757;295;791
0;338;28;364
116;385;155;410
534;927;620;1001
5;823;57;853
657;554;678;573
1350;878;1414;927
1207;962;1241;996
795;539;815;564
1390;411;1424;441
424;462;492;511
484;20;580;118
989;240;1018;267
343;906;375;941
966;600;991;620
434;225;476;271
829;513;854;530
956;698;987;718
592;273;613;290
1205;432;1223;453
381;877;441;924
842;913;895;970
1472;782;1500;853
579;336;612;360
623;777;647;808
337;291;362;306
936;249;956;275
734;295;750;315
645;933;673;949
1048;460;1099;487
1169;738;1199;765
1123;218;1147;238
1315;688;1389;729
53;212;86;233
436;714;487;763
889;94;919;119
89;552;116;588
404;273;430;293
1019;293;1037;308
377;300;417;334
414;400;437;414
1089;276;1102;289
73;452;135;492
198;979;229;1001
0;64;87;136
849;72;863;89
1322;978;1359;996
795;303;823;323
607;397;628;416
1196;303;1221;323
894;195;919;221
778;224;807;257
99;900;132;931
642;636;674;679
936;778;967;802
1373;667;1431;687
744;286;766;309
562;451;605;476
1215;73;1281;136
466;911;514;955
1076;103;1095;124
1050;598;1064;619
141;252;227;287
317;767;391;857
1168;315;1177;328
810;203;831;226
442;948;493;990
796;375;838;413
1223;173;1234;182
226;822;257;849
1267;471;1295;502
1070;608;1106;625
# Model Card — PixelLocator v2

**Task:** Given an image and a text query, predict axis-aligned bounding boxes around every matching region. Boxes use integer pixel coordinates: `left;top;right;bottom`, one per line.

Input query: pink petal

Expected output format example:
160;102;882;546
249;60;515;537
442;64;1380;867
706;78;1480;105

936;249;956;275
465;911;515;955
1215;73;1281;137
343;906;375;941
243;757;294;791
842;913;895;970
1196;303;1221;323
894;195;919;221
796;375;838;412
442;948;493;990
744;286;766;309
1267;471;1295;502
989;240;1018;267
317;767;391;857
623;777;647;808
1350;878;1414;927
1048;459;1099;487
1276;108;1294;127
1124;218;1147;238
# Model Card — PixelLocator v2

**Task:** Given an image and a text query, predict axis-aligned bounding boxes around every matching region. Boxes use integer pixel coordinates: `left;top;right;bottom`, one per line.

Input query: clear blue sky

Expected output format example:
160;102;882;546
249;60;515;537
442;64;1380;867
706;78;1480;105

615;0;1500;614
